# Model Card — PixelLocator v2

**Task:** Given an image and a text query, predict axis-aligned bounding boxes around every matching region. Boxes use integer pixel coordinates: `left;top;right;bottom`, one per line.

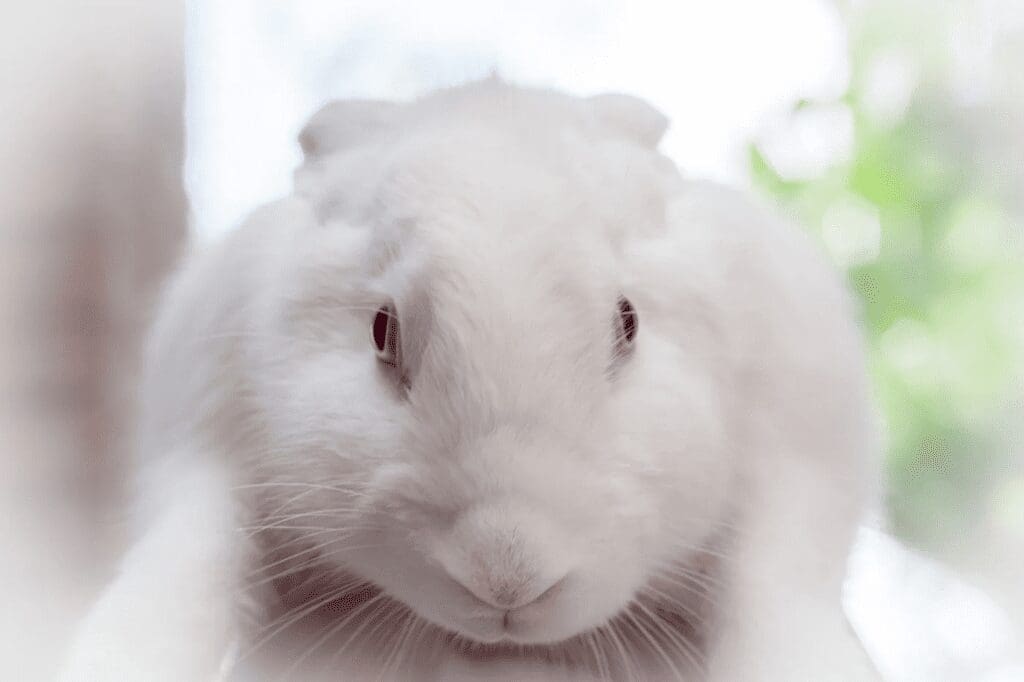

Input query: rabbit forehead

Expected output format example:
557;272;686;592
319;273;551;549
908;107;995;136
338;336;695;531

360;123;630;304
373;219;617;411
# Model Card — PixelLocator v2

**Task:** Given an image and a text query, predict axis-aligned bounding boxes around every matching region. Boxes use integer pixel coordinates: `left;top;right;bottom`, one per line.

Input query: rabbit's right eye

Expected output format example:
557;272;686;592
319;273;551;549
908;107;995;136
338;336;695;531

609;295;638;374
372;305;399;367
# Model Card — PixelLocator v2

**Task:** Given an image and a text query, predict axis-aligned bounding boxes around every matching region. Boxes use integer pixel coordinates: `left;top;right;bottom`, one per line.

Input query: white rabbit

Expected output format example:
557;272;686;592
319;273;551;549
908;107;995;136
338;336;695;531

63;80;879;681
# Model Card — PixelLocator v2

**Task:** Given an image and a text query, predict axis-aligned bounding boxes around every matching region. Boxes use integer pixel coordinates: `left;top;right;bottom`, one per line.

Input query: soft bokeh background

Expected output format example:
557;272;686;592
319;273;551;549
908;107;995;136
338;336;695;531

1;1;1021;680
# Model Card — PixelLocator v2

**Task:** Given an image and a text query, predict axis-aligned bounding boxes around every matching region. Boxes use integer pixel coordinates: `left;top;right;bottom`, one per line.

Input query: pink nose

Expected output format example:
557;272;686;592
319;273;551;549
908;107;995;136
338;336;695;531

452;571;567;610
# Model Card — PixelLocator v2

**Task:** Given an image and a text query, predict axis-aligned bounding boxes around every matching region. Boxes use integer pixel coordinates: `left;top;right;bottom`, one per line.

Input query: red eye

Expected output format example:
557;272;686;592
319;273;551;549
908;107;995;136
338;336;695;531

618;296;638;344
372;305;399;365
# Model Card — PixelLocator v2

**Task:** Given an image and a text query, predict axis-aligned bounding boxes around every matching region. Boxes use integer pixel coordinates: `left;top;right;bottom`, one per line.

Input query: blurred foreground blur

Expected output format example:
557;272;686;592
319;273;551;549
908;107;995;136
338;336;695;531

1;3;186;679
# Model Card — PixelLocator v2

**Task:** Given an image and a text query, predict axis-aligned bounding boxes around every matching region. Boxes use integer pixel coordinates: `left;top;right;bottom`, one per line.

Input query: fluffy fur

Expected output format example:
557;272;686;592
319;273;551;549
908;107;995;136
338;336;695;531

63;80;879;681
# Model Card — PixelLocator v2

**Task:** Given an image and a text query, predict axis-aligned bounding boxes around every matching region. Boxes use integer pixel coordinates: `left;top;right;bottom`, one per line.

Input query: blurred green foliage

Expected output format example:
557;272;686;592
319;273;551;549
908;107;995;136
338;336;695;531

749;2;1024;552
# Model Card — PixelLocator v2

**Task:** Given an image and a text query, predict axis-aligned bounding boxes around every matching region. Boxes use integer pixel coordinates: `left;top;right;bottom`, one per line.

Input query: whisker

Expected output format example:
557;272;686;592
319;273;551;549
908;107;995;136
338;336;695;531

318;593;395;674
244;535;357;582
277;590;383;680
654;564;722;594
240;579;364;664
603;619;637;681
639;584;705;623
635;597;704;676
585;630;611;680
624;604;686;681
380;610;417;679
251;508;370;529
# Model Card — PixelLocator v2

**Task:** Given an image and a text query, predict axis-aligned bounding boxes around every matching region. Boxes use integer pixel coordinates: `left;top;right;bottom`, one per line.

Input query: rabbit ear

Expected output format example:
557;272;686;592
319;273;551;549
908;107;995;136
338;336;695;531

298;99;401;158
586;93;669;148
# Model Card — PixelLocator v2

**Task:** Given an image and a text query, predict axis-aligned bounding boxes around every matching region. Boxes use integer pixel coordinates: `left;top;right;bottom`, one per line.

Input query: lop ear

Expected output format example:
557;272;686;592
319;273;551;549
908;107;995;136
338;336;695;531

298;99;400;158
586;93;669;148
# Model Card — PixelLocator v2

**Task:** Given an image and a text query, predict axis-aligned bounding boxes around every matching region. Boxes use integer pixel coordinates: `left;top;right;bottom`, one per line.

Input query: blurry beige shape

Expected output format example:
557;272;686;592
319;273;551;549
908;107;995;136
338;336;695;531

846;528;1024;682
0;2;186;681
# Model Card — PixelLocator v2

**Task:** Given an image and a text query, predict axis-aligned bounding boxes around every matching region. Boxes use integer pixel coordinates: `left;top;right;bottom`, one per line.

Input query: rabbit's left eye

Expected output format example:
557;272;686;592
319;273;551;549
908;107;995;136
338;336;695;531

618;296;638;344
611;295;638;368
372;305;399;367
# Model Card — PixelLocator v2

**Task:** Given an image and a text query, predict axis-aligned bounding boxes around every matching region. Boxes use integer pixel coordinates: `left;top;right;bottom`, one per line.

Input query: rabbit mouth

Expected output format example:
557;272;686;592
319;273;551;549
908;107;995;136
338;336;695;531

255;565;709;678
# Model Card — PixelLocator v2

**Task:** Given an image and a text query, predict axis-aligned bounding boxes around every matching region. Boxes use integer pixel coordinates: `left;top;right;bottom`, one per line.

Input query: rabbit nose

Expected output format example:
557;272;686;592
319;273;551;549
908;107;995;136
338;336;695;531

434;502;573;611
451;568;567;610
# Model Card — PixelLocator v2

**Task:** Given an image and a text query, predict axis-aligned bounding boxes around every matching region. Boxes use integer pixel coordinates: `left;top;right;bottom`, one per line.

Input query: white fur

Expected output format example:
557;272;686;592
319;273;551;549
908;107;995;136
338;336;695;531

63;80;879;681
